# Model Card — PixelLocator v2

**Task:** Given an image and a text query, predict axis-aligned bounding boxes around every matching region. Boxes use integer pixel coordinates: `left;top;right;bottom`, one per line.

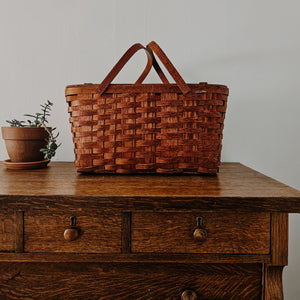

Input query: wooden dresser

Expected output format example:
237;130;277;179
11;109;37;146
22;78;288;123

0;162;300;299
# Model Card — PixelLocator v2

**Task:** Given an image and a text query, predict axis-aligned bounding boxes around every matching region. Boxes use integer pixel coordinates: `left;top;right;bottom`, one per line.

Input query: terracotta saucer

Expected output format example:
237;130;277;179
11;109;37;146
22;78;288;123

2;159;51;170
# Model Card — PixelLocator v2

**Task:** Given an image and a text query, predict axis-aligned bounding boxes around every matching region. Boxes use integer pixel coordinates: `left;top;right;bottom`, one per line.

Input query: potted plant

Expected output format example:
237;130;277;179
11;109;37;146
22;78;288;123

1;100;60;169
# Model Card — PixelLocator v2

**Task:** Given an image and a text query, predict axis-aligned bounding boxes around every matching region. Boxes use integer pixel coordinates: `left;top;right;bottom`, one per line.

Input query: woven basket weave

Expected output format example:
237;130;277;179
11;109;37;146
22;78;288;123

66;41;229;174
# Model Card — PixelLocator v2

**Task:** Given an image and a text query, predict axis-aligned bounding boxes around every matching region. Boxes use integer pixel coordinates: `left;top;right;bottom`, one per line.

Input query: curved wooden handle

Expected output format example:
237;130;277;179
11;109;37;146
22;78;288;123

98;43;153;95
145;46;169;84
99;41;191;95
181;290;198;300
146;41;191;95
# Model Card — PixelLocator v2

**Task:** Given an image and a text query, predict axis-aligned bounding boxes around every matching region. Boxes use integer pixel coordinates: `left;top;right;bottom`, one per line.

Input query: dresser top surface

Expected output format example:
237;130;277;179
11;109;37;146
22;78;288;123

0;161;300;214
0;162;299;199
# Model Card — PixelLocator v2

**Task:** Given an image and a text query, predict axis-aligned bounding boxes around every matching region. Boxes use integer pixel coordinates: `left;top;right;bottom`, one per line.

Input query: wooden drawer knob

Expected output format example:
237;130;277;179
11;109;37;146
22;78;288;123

64;216;80;242
193;228;207;241
64;228;79;241
181;290;198;300
193;217;207;242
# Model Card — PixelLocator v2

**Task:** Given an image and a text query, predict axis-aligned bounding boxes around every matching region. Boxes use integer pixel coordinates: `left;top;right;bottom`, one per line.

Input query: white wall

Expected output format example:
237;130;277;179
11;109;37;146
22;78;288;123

0;0;299;297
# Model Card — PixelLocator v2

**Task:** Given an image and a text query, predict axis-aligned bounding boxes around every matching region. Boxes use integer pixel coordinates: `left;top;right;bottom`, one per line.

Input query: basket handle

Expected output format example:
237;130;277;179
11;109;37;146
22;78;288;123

98;43;168;95
146;41;191;95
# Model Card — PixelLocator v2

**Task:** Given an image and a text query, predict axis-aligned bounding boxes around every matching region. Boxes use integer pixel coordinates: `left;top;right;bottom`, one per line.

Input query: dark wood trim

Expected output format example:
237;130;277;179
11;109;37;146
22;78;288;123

271;213;288;266
263;265;284;300
1;195;300;213
0;253;271;264
121;212;131;253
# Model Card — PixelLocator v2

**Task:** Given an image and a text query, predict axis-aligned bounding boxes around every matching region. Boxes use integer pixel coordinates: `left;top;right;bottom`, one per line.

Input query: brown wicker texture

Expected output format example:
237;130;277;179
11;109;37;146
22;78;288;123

66;41;229;174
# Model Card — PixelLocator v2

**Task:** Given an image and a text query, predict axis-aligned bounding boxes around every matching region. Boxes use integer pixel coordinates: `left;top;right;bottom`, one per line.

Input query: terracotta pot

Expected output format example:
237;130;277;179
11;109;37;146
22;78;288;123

1;127;50;162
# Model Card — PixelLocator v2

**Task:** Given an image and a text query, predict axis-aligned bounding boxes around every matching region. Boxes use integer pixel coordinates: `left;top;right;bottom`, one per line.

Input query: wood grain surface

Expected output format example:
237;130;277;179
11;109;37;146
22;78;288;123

132;212;270;254
271;213;288;266
264;265;284;300
0;262;262;299
0;252;271;264
0;162;296;299
24;211;121;253
14;211;24;253
0;162;300;213
0;211;15;252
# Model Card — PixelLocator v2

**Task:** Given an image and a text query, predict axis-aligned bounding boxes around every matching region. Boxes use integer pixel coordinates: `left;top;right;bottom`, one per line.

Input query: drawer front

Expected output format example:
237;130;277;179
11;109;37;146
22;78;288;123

0;262;262;299
24;211;121;253
132;212;270;254
0;211;16;252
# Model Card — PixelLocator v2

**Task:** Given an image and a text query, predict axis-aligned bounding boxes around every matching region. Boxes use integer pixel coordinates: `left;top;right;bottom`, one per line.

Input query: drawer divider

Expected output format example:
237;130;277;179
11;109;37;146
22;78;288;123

121;212;131;253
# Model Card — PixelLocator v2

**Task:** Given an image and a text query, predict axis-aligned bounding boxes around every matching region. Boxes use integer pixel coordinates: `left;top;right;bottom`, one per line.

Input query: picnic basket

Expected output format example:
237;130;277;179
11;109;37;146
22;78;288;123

66;41;229;174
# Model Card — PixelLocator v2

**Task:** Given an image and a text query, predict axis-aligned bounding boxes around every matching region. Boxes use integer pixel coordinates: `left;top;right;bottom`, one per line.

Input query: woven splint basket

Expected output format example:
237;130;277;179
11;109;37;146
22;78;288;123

66;41;229;174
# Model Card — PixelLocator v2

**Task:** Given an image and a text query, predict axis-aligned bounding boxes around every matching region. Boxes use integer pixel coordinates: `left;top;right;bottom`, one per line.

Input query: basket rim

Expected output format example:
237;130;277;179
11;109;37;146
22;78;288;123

65;83;229;96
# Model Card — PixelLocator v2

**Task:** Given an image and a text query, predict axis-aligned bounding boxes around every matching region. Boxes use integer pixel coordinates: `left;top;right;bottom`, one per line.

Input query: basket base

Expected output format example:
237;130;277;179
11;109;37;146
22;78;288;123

76;166;218;175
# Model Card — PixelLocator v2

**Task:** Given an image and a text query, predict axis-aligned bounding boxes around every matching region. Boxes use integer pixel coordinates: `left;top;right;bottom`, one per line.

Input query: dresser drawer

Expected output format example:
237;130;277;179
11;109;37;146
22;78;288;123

132;212;270;254
0;211;16;252
0;262;262;299
24;211;121;253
